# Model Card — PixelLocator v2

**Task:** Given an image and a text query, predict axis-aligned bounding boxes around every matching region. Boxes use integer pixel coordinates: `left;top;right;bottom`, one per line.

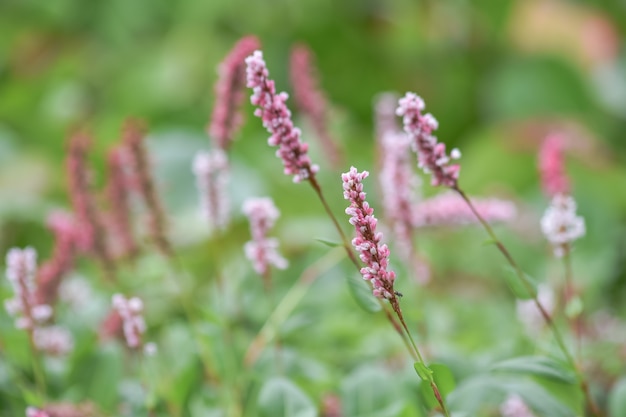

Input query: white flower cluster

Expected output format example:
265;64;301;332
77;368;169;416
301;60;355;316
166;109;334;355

540;195;585;257
112;294;146;349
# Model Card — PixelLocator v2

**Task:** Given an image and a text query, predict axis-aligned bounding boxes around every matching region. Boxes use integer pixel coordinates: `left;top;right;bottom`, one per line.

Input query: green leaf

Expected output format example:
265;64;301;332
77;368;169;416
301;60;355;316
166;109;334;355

609;377;626;417
345;274;381;313
315;238;342;248
257;377;317;417
419;363;456;410
502;266;537;300
413;362;433;381
490;356;577;384
481;239;498;246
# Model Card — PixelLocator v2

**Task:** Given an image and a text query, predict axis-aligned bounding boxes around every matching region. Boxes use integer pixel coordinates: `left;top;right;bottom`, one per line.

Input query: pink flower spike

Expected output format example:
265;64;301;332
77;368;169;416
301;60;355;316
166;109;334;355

500;394;536;417
209;36;261;150
397;93;461;188
243;197;288;279
342;167;397;300
193;150;230;231
246;50;319;183
289;43;342;168
539;133;570;197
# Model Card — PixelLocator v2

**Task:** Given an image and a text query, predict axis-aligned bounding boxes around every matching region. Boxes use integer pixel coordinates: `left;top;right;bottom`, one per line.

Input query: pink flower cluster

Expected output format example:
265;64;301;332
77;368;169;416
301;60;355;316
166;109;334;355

193;150;230;231
26;407;50;417
5;248;52;330
112;294;147;350
538;133;570;197
242;197;288;277
209;36;261;150
246;50;319;183
413;192;517;228
33;326;74;356
396;93;461;188
342;167;397;300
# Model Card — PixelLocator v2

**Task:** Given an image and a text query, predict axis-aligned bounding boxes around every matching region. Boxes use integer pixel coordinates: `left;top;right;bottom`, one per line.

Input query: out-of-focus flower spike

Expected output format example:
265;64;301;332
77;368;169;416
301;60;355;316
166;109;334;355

5;247;52;330
500;394;536;417
541;194;585;258
121;120;172;257
242;197;287;286
246;50;319;183
35;211;78;306
112;294;149;351
209;35;261;151
66;133;115;279
289;43;343;168
192;150;230;231
104;147;138;260
539;133;570;197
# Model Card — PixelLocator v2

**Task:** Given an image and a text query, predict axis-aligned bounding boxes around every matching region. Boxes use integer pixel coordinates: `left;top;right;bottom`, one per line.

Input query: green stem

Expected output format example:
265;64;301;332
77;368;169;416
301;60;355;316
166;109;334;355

28;334;46;400
453;186;601;417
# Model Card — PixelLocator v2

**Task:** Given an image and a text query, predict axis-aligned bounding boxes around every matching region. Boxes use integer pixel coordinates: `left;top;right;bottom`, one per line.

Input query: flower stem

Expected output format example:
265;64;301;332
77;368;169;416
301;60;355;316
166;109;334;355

453;186;602;417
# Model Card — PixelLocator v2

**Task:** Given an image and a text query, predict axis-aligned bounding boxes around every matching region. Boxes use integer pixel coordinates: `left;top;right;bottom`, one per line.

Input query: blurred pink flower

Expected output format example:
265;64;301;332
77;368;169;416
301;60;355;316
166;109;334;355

192;150;230;231
112;294;147;350
343;167;397;300
36;211;78;306
5;247;52;330
289;43;342;168
397;93;461;188
246;50;319;183
538;133;570;197
209;36;261;150
516;284;554;336
33;325;74;356
26;407;50;417
540;194;585;258
413;192;516;228
242;197;287;280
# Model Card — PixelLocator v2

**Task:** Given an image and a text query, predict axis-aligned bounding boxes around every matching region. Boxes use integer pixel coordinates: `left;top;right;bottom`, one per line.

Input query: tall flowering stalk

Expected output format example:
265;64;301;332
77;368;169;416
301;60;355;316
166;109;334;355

104;147;138;260
242;197;287;288
209;35;261;151
289;43;343;168
66;133;115;280
397;92;600;417
342;167;450;417
192;150;230;231
35;212;78;306
122;120;172;257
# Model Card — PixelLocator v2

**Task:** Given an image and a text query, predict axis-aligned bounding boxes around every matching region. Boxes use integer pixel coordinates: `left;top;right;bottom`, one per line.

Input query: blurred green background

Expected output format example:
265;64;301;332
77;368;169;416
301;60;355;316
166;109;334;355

1;0;626;415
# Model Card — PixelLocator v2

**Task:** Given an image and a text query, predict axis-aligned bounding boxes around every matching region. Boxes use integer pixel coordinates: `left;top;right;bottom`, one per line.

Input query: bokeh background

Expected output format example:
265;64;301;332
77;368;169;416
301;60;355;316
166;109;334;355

1;0;626;416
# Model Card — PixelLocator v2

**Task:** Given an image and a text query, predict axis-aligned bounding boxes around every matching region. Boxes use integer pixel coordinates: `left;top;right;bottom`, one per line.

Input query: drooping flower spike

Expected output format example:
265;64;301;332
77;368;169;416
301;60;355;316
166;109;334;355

396;93;461;188
246;50;319;183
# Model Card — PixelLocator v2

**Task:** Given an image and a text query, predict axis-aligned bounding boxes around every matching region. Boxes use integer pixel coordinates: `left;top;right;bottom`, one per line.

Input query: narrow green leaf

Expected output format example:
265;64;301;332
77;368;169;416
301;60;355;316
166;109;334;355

419;363;455;410
346;274;381;313
490;356;576;384
413;362;433;382
502;266;536;300
315;238;342;248
258;377;317;417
